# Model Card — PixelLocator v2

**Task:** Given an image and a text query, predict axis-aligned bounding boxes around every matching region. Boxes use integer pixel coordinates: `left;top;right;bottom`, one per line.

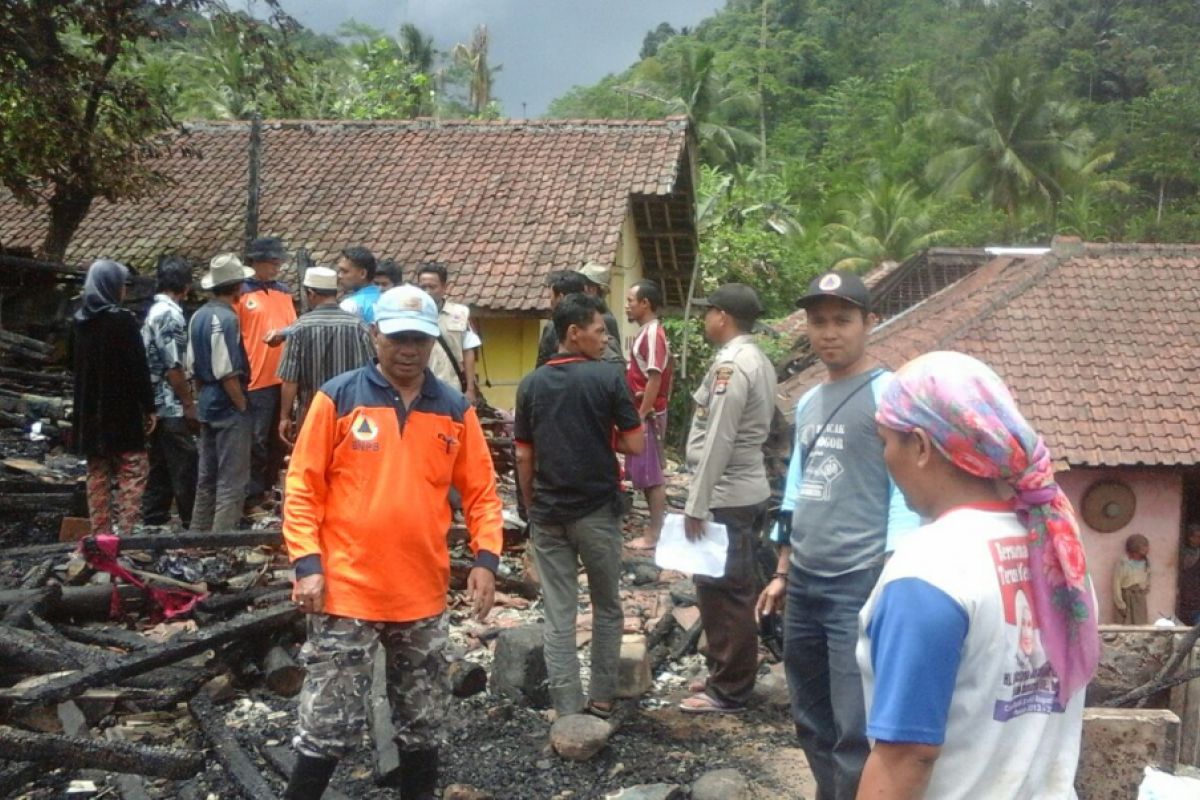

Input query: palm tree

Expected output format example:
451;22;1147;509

622;42;761;171
452;25;495;116
398;23;435;74
824;178;953;271
926;58;1090;239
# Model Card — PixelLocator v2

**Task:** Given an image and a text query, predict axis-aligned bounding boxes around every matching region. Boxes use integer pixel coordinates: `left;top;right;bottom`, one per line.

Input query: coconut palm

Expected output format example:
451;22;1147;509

824;178;952;271
927;57;1090;239
622;42;761;171
398;23;436;74
452;25;496;116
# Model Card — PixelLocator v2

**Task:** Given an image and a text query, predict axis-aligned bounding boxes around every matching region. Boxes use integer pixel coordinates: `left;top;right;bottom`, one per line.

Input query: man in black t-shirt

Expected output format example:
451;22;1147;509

515;293;645;718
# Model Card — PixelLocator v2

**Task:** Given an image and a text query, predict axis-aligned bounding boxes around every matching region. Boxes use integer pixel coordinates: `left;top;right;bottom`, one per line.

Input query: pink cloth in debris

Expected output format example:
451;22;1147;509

81;534;207;620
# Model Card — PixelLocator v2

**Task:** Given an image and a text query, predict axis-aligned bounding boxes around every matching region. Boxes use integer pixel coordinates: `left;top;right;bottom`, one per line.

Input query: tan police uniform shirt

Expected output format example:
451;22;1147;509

684;334;776;518
428;300;479;390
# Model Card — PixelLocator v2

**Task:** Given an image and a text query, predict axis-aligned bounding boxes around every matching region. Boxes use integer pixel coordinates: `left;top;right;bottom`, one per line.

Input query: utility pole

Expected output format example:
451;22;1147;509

244;113;262;254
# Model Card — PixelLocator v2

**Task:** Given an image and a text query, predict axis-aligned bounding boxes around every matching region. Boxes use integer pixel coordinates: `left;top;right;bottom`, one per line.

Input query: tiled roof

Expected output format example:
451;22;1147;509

776;242;1200;468
0;118;696;314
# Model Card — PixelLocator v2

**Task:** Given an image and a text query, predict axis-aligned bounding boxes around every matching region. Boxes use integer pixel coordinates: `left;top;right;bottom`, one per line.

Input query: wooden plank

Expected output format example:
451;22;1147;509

0;603;299;708
189;692;279;800
0;528;283;557
0;726;202;779
0;330;53;356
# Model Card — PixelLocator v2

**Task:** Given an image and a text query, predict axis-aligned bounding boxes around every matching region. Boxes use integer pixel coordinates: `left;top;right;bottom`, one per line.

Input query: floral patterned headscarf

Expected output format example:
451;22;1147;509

876;350;1099;704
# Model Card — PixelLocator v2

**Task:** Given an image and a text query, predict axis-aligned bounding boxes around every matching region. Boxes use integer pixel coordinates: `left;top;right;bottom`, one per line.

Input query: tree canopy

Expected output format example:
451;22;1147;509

548;0;1200;300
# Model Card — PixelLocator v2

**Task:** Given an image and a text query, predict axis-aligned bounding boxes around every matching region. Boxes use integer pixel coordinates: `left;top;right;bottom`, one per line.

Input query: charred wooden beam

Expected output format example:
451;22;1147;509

261;745;353;800
262;646;304;697
0;603;299;708
449;558;539;601
195;583;291;618
0;725;202;779
190;691;279;800
1;584;60;628
0;492;73;512
0;253;87;279
0;622;83;674
0;584;145;621
0;528;283;557
0;760;40;796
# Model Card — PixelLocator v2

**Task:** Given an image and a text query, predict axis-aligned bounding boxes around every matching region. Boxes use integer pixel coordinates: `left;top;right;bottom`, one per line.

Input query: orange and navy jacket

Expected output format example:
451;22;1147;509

235;279;297;391
283;364;503;623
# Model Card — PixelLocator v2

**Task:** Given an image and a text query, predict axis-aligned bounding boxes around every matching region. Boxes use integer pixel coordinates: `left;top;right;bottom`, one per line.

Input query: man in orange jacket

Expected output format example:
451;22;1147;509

281;284;502;800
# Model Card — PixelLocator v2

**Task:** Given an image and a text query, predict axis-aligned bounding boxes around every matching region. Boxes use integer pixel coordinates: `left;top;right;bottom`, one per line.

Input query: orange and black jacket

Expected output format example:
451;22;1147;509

283;365;503;623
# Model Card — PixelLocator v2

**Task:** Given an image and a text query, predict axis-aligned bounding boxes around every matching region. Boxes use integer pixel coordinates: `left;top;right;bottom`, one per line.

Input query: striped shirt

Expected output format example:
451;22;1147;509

276;304;376;419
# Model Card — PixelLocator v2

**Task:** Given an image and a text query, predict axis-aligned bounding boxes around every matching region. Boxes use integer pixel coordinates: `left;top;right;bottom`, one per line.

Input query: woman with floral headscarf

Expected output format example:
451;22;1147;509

856;351;1098;800
71;259;156;536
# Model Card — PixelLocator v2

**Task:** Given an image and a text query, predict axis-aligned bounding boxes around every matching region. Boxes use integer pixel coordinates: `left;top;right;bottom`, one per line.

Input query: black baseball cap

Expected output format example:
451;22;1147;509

796;270;870;310
693;283;764;321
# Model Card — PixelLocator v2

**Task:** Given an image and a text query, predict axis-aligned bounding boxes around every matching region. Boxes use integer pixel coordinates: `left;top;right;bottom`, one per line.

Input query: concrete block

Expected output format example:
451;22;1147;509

1077;707;1180;800
490;624;550;707
616;634;651;699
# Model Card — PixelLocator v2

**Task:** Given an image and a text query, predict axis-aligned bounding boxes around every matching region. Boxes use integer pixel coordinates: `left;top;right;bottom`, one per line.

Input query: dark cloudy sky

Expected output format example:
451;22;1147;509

267;0;726;116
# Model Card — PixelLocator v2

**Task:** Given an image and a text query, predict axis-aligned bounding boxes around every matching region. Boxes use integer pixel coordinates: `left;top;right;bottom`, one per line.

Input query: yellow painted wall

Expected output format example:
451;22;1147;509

611;212;647;354
475;212;647;409
474;316;541;410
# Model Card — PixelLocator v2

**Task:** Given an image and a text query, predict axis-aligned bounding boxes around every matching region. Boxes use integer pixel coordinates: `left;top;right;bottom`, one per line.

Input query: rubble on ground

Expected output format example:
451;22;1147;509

0;435;812;799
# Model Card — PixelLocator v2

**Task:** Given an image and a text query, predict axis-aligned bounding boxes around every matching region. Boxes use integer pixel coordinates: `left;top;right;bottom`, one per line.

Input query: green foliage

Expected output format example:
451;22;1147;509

0;0;298;260
550;0;1200;316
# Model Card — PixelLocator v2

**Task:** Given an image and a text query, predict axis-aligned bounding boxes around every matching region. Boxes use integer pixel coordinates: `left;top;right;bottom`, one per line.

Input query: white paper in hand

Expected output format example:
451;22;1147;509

654;514;728;578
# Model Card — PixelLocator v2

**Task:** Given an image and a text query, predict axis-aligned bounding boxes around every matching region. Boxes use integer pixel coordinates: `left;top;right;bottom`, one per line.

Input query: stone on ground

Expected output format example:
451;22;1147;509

752;662;790;710
442;784;494;800
669;579;696;607
490;623;551;707
692;768;751;800
616;634;651;698
550;713;613;761
603;784;684;800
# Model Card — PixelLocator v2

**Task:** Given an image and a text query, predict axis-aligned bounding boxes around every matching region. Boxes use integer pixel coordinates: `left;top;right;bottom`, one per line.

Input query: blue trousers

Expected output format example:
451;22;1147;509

246;385;282;501
783;562;883;800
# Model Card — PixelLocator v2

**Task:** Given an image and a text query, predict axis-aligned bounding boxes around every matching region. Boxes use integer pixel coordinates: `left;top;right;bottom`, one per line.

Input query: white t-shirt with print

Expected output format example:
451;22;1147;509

857;507;1084;800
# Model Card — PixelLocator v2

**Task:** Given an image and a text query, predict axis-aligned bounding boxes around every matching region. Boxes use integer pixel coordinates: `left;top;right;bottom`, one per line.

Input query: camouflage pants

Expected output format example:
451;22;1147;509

293;613;449;761
85;451;149;536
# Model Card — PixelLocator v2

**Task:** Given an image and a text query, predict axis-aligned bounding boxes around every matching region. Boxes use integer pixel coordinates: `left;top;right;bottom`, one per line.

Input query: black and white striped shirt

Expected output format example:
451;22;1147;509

276;304;376;418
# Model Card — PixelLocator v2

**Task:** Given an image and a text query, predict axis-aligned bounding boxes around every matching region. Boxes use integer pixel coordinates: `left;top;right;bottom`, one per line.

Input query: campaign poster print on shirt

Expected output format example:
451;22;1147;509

798;423;846;501
990;536;1065;721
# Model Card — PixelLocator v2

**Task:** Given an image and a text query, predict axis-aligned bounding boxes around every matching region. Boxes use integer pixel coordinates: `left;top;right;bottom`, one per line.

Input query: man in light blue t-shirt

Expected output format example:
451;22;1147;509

756;270;919;800
336;245;381;324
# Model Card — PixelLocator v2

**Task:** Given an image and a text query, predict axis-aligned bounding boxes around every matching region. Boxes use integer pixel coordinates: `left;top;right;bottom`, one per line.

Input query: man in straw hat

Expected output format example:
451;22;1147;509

186;253;254;534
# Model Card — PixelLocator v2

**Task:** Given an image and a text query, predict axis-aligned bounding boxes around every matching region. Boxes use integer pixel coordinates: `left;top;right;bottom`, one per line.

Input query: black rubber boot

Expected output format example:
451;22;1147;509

399;748;439;800
282;753;338;800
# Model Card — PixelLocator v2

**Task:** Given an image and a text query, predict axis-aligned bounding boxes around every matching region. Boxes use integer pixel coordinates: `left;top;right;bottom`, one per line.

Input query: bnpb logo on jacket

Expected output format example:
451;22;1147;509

351;414;381;451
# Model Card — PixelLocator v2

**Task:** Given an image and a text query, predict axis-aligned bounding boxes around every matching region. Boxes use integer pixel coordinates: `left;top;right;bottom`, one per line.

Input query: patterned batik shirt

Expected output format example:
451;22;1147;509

142;294;188;418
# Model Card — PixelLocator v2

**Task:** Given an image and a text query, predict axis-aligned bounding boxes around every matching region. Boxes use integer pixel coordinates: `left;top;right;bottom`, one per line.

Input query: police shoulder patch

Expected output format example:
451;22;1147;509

713;364;735;395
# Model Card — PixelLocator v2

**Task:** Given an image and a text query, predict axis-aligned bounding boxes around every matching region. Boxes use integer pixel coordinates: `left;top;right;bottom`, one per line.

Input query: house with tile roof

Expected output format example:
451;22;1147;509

0;118;698;407
776;237;1200;623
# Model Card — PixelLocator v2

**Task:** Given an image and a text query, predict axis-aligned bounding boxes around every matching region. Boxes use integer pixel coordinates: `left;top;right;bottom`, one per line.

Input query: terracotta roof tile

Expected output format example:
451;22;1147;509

777;243;1200;469
0;118;694;314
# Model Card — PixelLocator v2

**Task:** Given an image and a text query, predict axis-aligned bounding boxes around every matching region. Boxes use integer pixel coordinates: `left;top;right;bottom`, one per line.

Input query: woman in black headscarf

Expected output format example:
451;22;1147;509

71;259;156;536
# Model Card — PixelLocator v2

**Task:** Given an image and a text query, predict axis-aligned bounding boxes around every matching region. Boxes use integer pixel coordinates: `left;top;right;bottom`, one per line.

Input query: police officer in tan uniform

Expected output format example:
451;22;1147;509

680;283;776;714
416;262;482;403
